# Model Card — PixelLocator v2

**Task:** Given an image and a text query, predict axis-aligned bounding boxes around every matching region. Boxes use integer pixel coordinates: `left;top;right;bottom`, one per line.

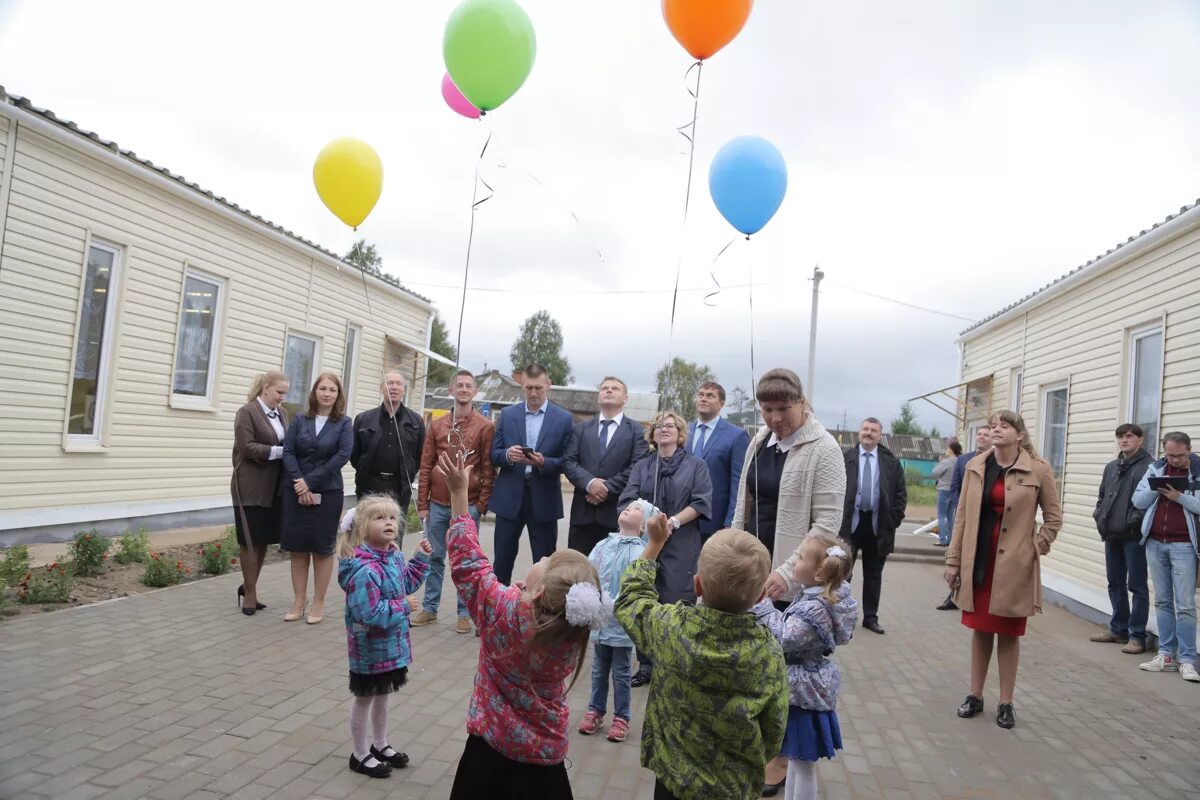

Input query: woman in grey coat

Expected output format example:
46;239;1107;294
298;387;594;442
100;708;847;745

619;410;713;685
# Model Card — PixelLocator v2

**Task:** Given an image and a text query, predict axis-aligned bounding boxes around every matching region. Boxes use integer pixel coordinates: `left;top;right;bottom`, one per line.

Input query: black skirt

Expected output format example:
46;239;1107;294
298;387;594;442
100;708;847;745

280;490;342;555
348;667;407;697
233;499;282;547
449;735;573;800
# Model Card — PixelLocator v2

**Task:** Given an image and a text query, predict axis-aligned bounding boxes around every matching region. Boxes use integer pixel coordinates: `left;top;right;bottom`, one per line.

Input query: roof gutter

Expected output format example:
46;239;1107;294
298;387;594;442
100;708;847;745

0;98;433;314
958;200;1200;342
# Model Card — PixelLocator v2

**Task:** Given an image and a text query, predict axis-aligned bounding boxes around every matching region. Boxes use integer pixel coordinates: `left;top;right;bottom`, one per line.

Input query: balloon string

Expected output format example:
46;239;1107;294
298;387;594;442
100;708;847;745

748;246;763;546
654;58;704;510
702;237;738;307
453;125;494;368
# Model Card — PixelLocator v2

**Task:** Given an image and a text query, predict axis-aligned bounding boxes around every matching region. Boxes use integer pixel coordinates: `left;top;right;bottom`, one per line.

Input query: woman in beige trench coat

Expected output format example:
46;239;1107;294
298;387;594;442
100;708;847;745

944;410;1061;730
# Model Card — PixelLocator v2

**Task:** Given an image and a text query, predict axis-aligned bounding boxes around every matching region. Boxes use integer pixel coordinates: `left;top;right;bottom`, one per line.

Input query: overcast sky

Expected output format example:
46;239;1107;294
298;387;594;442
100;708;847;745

3;0;1199;433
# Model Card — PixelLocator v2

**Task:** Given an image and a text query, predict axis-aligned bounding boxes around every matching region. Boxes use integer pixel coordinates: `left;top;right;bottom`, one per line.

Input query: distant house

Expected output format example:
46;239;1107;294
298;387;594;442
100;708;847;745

0;89;444;545
829;430;950;482
917;195;1200;624
424;370;660;426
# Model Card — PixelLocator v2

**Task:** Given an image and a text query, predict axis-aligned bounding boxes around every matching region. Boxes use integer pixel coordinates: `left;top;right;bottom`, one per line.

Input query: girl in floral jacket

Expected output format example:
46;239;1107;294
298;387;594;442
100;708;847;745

336;495;431;779
438;452;608;800
752;534;857;800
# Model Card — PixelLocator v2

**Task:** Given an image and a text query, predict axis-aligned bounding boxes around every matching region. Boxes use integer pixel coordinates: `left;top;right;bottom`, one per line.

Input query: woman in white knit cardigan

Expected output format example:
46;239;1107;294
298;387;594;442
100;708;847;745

731;368;846;796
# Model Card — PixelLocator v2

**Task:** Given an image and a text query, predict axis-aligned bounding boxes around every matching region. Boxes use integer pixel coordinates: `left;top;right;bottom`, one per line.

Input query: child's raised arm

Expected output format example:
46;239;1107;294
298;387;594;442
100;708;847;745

400;542;432;596
438;451;472;519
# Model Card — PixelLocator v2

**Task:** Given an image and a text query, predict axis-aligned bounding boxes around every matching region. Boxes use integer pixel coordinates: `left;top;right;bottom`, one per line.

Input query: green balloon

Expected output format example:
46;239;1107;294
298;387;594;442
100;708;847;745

444;0;536;112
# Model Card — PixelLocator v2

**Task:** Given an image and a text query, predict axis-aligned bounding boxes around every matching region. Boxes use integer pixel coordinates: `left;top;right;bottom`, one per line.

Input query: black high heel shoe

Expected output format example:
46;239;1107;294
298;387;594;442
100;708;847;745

237;585;266;613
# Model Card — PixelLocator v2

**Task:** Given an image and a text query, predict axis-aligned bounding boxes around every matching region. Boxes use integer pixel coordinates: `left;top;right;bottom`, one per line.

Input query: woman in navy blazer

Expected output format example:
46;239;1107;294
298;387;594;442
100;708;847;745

281;372;353;624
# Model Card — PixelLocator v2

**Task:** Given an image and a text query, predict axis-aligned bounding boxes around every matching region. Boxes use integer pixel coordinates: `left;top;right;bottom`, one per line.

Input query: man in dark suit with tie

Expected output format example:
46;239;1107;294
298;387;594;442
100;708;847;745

564;376;650;554
687;381;751;541
840;417;907;634
489;363;575;584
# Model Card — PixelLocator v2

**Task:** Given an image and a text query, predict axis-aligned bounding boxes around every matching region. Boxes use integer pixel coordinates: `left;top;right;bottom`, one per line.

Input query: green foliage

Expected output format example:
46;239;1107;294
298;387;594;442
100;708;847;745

907;483;938;507
405;504;422;535
344;239;383;275
0;587;15;617
509;311;572;385
113;530;151;564
198;540;232;576
654;358;716;423
222;525;238;551
142;553;188;587
890;402;927;437
0;544;31;587
68;530;110;577
428;313;459;387
18;562;73;604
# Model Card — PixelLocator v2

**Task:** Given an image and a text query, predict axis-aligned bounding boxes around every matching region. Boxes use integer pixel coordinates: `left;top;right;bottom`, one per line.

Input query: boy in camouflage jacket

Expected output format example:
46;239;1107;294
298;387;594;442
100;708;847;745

615;520;788;800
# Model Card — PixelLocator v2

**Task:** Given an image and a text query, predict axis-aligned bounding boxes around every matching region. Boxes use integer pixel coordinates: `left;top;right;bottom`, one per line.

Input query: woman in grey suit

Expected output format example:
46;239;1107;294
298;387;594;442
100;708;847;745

231;371;290;616
281;372;353;625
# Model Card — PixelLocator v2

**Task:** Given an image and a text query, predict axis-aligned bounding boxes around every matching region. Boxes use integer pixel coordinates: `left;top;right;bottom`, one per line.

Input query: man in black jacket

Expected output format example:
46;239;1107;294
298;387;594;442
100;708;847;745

840;417;907;634
1090;423;1152;654
351;371;426;511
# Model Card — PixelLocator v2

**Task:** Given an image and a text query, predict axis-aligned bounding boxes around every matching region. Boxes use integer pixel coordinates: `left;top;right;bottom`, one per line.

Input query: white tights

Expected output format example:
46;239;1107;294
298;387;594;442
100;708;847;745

349;695;391;761
785;759;817;800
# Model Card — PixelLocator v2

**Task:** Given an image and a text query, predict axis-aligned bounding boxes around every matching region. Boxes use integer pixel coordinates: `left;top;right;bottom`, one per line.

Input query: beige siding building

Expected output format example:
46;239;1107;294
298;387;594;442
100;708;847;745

952;196;1200;621
0;90;444;544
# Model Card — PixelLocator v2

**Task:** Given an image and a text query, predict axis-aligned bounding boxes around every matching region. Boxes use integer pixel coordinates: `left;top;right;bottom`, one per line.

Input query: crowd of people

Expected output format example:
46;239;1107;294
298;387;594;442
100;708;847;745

227;361;1200;799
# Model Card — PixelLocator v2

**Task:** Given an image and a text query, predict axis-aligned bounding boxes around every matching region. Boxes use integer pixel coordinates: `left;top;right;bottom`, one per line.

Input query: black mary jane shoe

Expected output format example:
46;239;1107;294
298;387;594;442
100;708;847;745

370;745;409;769
238;585;267;612
631;668;652;688
956;694;984;718
996;703;1015;729
762;776;786;797
349;753;392;778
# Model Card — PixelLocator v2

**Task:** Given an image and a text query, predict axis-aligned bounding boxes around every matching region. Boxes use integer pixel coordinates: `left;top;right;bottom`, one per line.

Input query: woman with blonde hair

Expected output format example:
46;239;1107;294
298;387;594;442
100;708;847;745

231;370;290;616
618;410;713;686
281;372;354;624
944;410;1061;730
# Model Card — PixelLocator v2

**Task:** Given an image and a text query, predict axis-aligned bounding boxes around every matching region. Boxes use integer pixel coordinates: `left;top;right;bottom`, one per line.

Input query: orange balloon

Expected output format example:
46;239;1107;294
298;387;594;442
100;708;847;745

662;0;753;61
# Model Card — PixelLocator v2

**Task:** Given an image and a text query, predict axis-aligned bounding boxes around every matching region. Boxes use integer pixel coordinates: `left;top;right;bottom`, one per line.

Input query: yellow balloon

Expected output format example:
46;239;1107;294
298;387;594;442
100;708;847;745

313;138;383;229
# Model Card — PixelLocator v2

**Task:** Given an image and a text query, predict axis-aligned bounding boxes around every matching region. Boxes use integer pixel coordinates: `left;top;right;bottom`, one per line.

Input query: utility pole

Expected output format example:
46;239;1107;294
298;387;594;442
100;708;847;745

807;265;824;405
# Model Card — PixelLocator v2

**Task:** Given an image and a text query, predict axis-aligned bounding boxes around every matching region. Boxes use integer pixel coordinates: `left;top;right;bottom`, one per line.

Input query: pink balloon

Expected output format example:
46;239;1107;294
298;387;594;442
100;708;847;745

441;73;481;119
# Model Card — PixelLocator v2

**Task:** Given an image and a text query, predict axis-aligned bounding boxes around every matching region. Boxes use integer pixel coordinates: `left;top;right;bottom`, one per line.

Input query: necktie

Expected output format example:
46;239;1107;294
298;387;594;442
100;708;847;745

693;423;709;455
600;419;614;451
860;452;874;511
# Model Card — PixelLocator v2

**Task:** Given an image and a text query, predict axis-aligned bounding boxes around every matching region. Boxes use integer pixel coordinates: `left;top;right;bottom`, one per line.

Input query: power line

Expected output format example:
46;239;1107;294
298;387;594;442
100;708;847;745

821;282;977;322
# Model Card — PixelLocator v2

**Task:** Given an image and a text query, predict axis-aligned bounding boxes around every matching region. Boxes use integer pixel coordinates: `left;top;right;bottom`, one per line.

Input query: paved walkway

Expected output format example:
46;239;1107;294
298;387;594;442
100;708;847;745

2;521;1199;799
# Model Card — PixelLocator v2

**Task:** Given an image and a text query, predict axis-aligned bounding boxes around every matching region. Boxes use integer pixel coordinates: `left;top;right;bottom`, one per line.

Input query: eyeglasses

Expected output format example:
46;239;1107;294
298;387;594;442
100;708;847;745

654;423;679;431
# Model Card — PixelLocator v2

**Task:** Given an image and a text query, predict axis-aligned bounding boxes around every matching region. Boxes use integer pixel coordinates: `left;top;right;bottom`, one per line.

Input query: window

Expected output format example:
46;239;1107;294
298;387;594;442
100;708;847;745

171;270;224;405
343;324;361;410
67;240;121;441
1129;327;1163;452
283;332;320;418
1041;384;1068;487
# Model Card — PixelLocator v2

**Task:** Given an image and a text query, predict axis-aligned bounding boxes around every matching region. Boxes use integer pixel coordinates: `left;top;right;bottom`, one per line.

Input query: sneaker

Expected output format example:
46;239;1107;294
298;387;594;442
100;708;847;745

1089;631;1129;644
1121;640;1146;655
410;610;437;627
578;710;603;735
606;718;629;742
455;617;472;635
1140;653;1179;672
1181;663;1200;682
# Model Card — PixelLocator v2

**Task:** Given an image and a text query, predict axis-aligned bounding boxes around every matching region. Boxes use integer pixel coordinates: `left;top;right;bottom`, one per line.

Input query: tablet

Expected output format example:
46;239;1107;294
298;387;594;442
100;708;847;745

1148;476;1190;492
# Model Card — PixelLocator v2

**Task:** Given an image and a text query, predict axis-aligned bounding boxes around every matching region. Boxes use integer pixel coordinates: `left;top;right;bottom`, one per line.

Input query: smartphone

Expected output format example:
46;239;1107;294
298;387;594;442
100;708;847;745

520;446;536;458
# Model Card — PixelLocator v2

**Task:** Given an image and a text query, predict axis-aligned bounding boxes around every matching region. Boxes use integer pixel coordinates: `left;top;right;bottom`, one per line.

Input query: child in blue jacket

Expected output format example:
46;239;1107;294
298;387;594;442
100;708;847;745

336;494;431;778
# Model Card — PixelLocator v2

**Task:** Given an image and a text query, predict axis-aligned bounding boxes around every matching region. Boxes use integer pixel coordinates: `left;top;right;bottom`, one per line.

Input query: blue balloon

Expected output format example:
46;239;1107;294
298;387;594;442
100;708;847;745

708;136;788;236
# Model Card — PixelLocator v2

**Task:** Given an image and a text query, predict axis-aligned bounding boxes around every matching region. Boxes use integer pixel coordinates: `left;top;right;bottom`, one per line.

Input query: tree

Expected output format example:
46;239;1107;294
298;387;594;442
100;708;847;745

510;310;572;384
427;313;458;387
729;385;752;415
929;426;941;439
344;239;382;275
890;402;927;437
655;358;716;422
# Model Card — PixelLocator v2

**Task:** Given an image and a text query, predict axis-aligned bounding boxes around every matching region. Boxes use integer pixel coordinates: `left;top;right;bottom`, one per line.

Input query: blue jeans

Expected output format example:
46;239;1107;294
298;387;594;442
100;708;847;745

936;490;954;545
422;502;478;617
1146;538;1198;664
588;643;632;722
1104;539;1149;642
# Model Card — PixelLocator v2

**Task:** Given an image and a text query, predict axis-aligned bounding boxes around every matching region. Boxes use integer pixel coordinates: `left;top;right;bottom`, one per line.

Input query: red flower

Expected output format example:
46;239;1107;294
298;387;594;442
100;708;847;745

49;562;58;569
230;558;238;565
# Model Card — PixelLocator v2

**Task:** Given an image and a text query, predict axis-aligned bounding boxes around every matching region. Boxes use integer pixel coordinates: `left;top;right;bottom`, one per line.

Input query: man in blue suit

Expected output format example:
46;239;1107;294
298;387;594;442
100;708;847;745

489;363;574;584
564;376;650;554
688;381;751;540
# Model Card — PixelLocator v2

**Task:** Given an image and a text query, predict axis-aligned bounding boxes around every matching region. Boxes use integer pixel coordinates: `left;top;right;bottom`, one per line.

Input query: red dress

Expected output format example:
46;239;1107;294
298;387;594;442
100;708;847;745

961;475;1028;637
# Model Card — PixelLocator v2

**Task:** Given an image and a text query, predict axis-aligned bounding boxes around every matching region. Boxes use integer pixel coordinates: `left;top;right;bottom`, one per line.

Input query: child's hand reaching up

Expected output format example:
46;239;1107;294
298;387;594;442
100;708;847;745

436;451;473;517
640;509;671;561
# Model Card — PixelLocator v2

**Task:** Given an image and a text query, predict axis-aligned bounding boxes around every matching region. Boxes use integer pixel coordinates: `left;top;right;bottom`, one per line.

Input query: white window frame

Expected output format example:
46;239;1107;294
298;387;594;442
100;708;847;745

169;266;227;411
282;330;322;416
343;323;362;412
64;237;123;450
1010;367;1023;415
1126;323;1164;455
1040;381;1070;495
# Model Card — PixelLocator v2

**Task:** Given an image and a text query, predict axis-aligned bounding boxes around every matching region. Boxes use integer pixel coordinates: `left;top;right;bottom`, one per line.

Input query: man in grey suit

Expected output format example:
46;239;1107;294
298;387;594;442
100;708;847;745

564;376;650;554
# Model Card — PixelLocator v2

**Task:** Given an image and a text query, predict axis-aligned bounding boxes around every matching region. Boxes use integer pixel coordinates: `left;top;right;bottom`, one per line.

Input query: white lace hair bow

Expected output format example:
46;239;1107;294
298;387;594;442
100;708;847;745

564;583;615;629
339;508;356;535
826;545;847;558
